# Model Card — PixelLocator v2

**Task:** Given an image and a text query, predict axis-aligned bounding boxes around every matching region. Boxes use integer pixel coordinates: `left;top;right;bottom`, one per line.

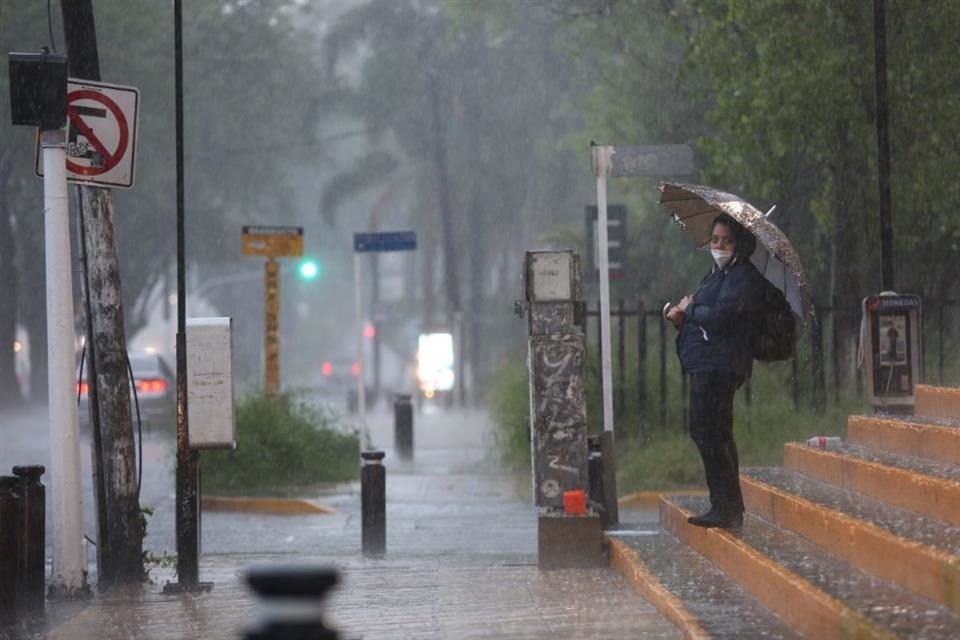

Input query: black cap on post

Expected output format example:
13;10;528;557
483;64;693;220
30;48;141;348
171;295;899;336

8;51;68;131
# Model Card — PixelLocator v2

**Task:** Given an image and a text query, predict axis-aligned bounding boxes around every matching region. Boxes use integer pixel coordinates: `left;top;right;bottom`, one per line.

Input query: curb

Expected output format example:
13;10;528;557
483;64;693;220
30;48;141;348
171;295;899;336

607;536;711;640
201;496;336;515
618;490;705;509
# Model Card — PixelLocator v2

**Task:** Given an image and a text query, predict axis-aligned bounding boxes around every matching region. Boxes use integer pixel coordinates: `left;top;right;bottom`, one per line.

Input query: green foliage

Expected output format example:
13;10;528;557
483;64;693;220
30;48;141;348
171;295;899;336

488;331;865;492
488;356;531;469
200;392;359;494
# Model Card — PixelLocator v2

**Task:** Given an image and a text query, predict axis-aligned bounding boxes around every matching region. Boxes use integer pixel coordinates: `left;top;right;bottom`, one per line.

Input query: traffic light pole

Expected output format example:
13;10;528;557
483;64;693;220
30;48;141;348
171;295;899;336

354;252;369;449
165;0;209;594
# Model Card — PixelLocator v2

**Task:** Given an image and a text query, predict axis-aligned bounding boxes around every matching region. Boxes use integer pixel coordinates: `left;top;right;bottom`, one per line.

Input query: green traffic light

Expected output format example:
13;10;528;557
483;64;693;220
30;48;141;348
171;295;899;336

297;260;322;280
299;260;320;280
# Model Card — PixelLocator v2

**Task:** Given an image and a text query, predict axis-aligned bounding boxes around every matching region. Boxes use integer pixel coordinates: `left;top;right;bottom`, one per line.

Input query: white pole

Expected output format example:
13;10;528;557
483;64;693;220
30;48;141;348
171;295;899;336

592;145;615;436
354;252;369;449
42;129;87;594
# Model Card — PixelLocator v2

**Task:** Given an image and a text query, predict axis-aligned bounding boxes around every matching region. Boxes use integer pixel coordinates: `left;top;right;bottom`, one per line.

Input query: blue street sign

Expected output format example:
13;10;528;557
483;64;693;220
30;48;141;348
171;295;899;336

353;231;417;253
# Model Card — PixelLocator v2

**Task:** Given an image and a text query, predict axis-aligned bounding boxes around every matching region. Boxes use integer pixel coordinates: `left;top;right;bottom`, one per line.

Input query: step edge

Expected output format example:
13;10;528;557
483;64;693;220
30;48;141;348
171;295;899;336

607;536;711;640
741;473;960;614
660;496;895;640
782;442;960;526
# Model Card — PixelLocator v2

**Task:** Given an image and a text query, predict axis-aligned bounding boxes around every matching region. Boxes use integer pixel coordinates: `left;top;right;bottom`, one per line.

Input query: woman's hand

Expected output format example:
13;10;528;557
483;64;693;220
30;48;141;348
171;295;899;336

676;295;693;312
665;305;685;328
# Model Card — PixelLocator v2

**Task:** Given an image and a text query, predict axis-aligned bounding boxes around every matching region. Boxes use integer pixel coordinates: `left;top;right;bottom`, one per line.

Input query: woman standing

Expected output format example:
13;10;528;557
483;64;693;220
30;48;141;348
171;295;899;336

664;213;764;529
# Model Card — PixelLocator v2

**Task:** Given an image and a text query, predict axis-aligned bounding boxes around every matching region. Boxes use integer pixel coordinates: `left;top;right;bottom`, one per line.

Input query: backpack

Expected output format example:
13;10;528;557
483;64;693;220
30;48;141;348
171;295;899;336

752;278;796;361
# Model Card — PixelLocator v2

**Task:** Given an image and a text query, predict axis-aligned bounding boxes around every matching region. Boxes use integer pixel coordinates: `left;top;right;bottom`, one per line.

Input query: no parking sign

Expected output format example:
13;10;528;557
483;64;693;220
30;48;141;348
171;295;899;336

35;78;140;189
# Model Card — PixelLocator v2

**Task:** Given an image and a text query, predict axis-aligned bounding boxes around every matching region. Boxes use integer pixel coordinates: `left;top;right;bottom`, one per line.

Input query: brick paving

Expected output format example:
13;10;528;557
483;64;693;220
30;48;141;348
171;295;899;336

3;407;682;639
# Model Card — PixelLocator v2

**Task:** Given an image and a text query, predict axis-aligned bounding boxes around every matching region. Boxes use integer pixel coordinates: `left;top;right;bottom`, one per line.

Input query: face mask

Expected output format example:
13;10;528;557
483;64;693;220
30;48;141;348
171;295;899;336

711;249;734;268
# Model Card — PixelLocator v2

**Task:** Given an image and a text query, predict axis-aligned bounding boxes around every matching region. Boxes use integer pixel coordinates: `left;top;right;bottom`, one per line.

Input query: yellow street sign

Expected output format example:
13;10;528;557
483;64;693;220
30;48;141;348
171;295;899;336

242;225;304;257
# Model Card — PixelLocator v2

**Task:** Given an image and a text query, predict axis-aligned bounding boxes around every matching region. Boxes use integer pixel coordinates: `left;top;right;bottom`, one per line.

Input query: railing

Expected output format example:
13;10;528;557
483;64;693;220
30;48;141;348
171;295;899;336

583;298;960;436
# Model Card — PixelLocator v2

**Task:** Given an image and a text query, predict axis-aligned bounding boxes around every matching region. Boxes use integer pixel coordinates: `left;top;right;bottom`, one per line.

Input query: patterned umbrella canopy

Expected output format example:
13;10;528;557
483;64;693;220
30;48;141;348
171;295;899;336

658;182;813;322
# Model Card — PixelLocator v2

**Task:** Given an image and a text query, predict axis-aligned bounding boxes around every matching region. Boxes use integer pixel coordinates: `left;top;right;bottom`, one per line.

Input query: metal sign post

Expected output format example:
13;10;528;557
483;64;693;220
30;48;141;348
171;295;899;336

353;232;417;450
590;144;694;437
264;258;280;395
242;225;304;396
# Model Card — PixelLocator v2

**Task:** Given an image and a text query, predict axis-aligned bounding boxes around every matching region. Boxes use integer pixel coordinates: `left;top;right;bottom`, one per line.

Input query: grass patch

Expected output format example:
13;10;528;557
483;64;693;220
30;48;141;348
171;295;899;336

488;349;866;493
200;392;359;494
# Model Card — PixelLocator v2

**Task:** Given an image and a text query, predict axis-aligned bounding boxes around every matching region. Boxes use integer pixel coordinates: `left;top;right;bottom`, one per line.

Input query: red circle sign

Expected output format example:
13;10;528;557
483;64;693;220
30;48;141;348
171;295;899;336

65;89;129;176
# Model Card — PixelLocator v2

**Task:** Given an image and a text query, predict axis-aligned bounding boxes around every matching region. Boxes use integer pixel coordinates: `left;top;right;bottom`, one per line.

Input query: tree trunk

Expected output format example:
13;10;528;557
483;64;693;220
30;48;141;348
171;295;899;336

62;0;143;584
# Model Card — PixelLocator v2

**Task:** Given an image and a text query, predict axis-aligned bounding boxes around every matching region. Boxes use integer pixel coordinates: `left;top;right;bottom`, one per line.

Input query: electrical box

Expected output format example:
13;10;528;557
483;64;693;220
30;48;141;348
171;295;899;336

187;317;235;449
862;293;922;411
8;51;67;130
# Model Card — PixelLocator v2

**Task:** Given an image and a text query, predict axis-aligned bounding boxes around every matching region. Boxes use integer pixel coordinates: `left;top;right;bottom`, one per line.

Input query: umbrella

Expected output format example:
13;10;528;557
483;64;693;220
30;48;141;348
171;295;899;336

658;182;813;322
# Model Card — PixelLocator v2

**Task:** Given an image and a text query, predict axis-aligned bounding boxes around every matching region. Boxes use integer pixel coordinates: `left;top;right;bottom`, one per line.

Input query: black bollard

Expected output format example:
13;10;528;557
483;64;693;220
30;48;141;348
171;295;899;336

13;466;45;615
393;395;414;460
360;451;386;557
243;564;339;640
586;436;609;529
0;475;22;627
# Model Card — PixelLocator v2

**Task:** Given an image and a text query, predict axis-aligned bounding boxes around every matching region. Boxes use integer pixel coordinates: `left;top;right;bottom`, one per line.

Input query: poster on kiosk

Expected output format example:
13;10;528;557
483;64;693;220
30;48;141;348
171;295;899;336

861;293;922;412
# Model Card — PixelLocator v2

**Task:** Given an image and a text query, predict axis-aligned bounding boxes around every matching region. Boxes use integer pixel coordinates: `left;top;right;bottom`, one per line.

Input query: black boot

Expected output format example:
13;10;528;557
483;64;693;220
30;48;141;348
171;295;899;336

688;510;742;528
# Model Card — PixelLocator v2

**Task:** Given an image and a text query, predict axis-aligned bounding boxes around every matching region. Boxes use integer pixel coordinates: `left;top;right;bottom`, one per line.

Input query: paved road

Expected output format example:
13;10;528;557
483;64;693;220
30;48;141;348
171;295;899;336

3;402;678;639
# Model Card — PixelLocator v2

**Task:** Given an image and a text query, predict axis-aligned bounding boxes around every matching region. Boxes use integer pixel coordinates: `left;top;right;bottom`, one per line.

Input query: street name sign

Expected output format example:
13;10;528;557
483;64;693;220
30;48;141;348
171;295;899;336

35;78;140;188
354;231;417;253
598;144;694;178
241;225;304;257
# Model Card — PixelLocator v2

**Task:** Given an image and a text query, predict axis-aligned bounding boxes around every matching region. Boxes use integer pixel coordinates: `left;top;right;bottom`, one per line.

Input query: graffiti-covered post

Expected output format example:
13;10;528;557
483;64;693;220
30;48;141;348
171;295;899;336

523;251;604;569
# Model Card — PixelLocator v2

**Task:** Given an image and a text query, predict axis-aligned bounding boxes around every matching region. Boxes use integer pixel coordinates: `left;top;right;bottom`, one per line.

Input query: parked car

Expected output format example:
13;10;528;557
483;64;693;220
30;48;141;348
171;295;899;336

78;351;176;435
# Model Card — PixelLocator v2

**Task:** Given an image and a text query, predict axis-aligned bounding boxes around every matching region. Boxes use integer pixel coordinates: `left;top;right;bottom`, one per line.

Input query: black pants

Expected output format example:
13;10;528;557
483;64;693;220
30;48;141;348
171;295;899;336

688;371;745;516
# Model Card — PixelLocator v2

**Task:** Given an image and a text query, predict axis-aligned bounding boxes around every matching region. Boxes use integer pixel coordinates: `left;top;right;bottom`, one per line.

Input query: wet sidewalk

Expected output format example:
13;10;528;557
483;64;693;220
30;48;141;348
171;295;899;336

6;407;679;640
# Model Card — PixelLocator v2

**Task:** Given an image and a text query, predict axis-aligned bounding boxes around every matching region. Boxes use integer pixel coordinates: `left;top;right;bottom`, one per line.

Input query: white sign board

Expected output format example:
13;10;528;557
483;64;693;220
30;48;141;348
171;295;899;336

187;317;235;450
527;251;573;301
35;78;140;188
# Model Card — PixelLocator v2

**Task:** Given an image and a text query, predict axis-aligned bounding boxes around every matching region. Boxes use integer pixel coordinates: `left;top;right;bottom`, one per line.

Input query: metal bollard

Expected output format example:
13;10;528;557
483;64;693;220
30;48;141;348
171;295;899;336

0;475;22;627
393;395;414;460
586;436;609;529
360;451;386;557
243;564;339;639
13;466;45;615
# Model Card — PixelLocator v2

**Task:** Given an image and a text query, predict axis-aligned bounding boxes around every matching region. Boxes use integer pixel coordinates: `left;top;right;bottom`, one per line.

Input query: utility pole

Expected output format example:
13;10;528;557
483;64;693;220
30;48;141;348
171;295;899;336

60;0;144;585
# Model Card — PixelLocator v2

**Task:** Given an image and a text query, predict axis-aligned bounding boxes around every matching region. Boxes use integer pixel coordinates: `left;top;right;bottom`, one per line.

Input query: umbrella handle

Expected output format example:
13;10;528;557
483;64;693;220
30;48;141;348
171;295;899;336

764;205;777;218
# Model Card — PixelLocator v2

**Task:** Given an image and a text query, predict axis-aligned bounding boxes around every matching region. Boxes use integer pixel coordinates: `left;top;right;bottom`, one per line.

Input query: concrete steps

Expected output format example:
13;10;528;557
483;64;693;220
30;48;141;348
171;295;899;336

608;528;801;639
609;384;960;638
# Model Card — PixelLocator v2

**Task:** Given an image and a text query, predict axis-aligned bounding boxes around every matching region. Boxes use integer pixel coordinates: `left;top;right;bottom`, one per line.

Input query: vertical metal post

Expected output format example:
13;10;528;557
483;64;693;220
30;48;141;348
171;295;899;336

264;257;280;396
792;355;800;410
596;301;603;401
0;476;20;627
681;373;688;430
361;451;386;557
168;0;207;594
812;311;827;414
394;395;413;460
637;302;647;434
659;314;667;428
13;466;45;614
41;129;86;595
354;253;369;449
938;301;944;384
617;298;625;420
591;146;615;438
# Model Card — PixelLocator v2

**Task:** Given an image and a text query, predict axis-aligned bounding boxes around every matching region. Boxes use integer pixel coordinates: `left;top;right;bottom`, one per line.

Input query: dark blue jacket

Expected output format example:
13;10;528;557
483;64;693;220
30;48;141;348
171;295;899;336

676;258;765;378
